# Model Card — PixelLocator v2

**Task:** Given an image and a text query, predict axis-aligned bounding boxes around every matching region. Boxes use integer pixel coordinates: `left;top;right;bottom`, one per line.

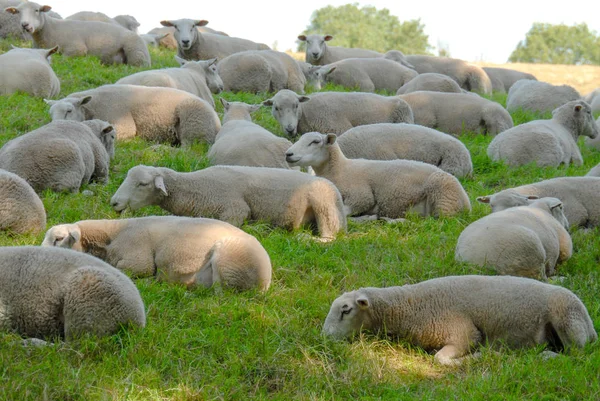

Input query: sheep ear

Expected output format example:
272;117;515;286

220;97;230;110
248;104;261;113
324;35;333;41
101;125;114;135
356;295;370;309
326;133;337;145
476;196;491;204
549;200;563;210
206;58;218;67
297;35;307;42
174;55;187;66
160;20;174;27
526;195;539;200
46;45;59;57
157;33;169;41
78;96;92;106
40;5;52;12
323;66;336;76
262;99;274;107
154;175;168;196
195;20;208;27
575;105;582;112
68;228;81;244
44;99;57;106
298;96;310;103
5;7;19;14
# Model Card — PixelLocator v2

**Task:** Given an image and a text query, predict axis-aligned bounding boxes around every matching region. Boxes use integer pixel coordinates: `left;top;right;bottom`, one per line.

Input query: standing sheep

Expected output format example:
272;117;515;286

116;56;223;108
208;99;293;169
0;246;146;341
0;45;60;98
285;132;471;220
396;73;464;95
42;216;272;292
297;34;381;65
0;120;115;193
322;275;597;365
263;89;414;137
45;84;221;145
506;80;581;114
487;100;598;167
5;1;150;66
66;11;140;33
217;50;306;94
160;19;269;61
337;123;473;178
455;197;572;280
110;165;347;241
0;169;46;235
482;67;537;92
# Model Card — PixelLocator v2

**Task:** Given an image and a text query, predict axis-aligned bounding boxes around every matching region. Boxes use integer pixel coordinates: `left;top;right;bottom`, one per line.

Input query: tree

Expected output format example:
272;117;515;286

298;3;431;55
509;23;600;65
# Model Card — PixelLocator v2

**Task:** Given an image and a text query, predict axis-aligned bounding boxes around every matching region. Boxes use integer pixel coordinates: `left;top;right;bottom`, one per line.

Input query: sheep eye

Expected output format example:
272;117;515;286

309;140;320;146
54;237;64;242
340;306;352;320
137;182;149;187
66;110;72;113
274;107;279;112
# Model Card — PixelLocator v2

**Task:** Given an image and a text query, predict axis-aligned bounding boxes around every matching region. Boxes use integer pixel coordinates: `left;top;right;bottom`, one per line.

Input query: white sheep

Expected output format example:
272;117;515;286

322;275;597;365
297;34;381;65
398;91;513;136
477;177;600;228
456;197;572;280
5;1;150;66
337;123;473;178
41;216;272;292
488;100;598;167
0;45;60;98
217;50;306;94
116;56;223;108
506;79;581;114
0;119;115;193
146;26;178;49
482;67;537;92
584;117;600;149
396;73;464;95
584;88;600;113
0;246;146;341
139;32;169;47
207;99;293;169
0;0;60;40
45;84;221;145
110;164;347;241
285;132;471;221
66;11;140;33
160;19;269;61
263;89;414;137
0;169;46;235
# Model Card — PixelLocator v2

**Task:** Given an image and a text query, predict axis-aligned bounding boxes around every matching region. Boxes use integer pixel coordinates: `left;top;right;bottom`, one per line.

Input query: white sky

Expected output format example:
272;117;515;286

50;0;600;63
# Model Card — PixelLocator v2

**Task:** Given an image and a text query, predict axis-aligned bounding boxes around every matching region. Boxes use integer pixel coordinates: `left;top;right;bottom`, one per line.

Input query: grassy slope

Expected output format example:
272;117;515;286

1;41;599;400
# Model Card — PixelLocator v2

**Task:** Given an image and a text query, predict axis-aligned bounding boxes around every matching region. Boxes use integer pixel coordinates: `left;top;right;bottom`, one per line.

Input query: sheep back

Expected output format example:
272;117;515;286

0;169;46;234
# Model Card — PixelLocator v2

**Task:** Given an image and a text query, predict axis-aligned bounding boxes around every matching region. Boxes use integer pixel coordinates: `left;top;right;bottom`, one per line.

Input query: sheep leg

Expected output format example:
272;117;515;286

218;202;251;227
434;344;472;365
379;217;408;224
349;215;379;223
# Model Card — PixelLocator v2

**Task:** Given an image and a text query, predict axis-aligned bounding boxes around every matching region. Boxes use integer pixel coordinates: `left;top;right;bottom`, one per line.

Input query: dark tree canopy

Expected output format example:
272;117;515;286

298;3;431;55
509;23;600;65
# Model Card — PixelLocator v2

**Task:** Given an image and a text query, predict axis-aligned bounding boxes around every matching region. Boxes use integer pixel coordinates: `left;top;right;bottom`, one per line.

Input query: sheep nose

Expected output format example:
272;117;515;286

285;151;293;157
312;52;319;58
181;39;190;46
21;22;29;29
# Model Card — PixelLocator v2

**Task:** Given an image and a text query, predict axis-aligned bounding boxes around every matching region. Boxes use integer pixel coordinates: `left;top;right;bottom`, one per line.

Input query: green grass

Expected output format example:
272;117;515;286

1;41;600;400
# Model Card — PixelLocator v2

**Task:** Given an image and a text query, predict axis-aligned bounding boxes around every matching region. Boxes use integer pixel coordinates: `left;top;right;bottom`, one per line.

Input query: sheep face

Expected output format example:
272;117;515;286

178;57;223;94
263;90;309;137
322;290;372;339
110;166;168;213
45;96;91;121
5;1;52;34
297;34;333;64
285;132;335;169
532;197;570;230
41;224;82;250
83;120;116;159
161;19;208;51
114;15;140;33
305;65;336;91
383;50;415;69
575;102;599;139
477;190;539;213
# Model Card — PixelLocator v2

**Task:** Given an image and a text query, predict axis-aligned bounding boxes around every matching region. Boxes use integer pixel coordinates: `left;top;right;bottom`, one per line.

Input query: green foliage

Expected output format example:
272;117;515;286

298;3;431;55
509;22;600;64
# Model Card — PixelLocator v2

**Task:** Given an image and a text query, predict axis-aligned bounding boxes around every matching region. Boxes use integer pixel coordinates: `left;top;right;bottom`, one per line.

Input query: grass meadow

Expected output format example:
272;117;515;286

1;40;600;400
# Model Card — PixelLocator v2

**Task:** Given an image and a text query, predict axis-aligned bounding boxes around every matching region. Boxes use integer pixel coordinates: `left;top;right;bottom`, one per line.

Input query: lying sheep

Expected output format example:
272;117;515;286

42;216;272;292
5;1;150;66
584;117;600;149
66;11;140;33
208;99;293;169
45;84;221;145
217;50;306;94
337;123;473;178
0;246;146;341
0;169;46;234
506;79;581;114
488;100;598;167
297;34;381;65
160;19;269;61
482;67;537;92
456;197;572;280
381;50;416;69
477;177;600;228
322;275;597;365
140;32;169;47
0;0;60;40
398;91;513;136
0;45;60;98
396;73;464;95
587;163;600;177
116;56;223;107
147;26;178;49
110;164;347;241
584;88;600;113
285;132;471;220
263;89;414;137
0;120;114;193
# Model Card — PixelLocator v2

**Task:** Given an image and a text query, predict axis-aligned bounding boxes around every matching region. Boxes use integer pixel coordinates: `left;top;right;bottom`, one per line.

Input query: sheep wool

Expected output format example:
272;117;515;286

0;169;46;234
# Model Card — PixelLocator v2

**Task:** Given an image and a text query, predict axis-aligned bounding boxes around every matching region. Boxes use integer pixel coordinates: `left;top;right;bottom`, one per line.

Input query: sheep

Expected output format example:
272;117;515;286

297;34;381;65
381;50;416;69
217;50;306;94
263;89;414;137
0;45;60;98
584;117;600;149
0;169;46;235
396;73;464;95
147;26;178;49
160;19;269;61
5;1;150;67
487;100;598;167
0;0;60;40
322;275;597;365
139;32;169;47
116;56;223;107
0;246;146;341
506;79;581;114
41;216;272;292
309;58;418;93
337;123;473;178
482;67;537;92
45;84;221;145
477;177;600;228
66;11;140;33
584;88;600;113
110;164;347;241
285;132;471;221
207;99;293;169
0;119;115;193
398;91;513;136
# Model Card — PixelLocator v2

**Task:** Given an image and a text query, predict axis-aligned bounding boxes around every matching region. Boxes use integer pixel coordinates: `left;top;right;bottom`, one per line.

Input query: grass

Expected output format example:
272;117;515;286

1;40;600;400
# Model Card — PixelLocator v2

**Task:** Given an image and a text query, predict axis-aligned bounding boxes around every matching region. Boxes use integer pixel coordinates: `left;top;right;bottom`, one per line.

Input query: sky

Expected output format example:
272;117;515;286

49;0;600;63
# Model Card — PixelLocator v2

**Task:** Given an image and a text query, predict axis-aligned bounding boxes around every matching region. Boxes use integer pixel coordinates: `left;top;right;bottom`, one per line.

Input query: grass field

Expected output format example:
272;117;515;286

1;40;600;400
